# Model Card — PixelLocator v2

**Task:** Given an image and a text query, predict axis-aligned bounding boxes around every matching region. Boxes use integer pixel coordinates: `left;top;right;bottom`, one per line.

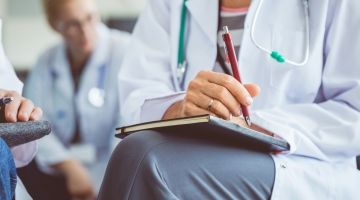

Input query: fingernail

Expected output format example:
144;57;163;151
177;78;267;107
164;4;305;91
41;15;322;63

246;96;253;105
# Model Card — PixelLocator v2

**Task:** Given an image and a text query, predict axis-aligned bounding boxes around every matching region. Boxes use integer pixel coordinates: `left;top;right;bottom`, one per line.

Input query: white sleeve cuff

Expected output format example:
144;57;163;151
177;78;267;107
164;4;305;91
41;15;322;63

251;110;299;154
35;134;72;173
12;141;37;168
140;92;186;123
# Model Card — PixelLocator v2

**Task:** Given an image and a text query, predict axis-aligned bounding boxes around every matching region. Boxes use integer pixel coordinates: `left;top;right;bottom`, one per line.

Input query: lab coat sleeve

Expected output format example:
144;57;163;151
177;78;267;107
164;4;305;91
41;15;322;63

35;131;72;171
140;92;186;122
0;20;37;168
11;143;37;168
119;0;183;126
252;1;360;162
24;57;72;169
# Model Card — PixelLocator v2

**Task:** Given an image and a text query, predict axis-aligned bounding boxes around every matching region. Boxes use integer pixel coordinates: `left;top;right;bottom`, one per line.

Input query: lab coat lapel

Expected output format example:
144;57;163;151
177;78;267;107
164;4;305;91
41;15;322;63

186;0;218;46
76;24;110;106
171;0;218;88
52;44;75;101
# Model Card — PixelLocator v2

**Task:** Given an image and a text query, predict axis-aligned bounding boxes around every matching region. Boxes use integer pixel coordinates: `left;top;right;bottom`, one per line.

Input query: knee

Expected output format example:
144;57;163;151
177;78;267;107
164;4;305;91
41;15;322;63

109;130;169;165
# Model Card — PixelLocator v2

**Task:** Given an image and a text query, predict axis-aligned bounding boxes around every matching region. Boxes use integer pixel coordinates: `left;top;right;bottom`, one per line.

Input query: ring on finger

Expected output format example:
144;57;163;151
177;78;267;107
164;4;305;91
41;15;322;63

207;98;214;111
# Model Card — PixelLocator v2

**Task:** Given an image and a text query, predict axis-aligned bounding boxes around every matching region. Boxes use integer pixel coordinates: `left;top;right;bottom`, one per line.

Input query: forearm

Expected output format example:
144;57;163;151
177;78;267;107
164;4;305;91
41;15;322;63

51;159;78;175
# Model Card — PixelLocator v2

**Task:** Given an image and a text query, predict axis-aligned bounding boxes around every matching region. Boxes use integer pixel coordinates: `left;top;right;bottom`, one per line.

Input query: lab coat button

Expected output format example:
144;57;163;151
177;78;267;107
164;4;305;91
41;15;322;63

280;163;287;169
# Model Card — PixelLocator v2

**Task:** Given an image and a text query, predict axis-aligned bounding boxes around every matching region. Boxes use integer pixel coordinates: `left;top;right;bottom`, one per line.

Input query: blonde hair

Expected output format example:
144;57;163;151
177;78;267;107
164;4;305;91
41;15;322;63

42;0;75;28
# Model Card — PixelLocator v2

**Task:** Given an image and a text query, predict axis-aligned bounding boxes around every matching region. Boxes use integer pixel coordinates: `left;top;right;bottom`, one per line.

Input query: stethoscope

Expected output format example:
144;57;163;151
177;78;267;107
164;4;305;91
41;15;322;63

87;43;115;107
177;0;310;87
87;64;107;107
50;64;107;109
50;47;112;110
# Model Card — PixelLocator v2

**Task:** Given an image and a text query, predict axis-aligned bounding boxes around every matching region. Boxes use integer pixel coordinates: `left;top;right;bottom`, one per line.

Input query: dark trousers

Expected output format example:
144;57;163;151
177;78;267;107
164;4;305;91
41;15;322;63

17;159;71;200
99;130;275;200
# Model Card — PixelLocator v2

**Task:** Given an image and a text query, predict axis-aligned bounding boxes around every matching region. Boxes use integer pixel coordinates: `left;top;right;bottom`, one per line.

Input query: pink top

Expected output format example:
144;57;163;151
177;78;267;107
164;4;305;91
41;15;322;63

221;6;249;14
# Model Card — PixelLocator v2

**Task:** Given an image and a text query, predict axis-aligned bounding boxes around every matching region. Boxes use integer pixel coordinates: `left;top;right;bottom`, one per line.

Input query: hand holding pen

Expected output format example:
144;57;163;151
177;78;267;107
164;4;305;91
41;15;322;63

222;26;251;126
162;27;260;121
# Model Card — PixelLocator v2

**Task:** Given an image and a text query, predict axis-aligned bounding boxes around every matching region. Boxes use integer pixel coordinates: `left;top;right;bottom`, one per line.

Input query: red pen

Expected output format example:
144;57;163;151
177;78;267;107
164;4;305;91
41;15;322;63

222;26;251;126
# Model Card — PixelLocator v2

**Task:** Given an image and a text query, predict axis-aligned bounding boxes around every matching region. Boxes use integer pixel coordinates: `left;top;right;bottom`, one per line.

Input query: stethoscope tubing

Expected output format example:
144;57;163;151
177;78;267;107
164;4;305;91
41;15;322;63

49;42;114;109
177;0;311;87
250;0;310;66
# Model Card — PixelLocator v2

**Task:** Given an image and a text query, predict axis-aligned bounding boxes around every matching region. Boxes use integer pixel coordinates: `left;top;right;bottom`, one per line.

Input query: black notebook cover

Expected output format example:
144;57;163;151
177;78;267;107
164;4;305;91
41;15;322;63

0;121;51;147
116;115;290;152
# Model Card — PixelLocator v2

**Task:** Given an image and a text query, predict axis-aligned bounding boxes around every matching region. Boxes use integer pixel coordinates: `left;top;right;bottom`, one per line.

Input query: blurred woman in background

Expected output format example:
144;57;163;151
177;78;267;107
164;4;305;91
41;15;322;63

18;0;131;199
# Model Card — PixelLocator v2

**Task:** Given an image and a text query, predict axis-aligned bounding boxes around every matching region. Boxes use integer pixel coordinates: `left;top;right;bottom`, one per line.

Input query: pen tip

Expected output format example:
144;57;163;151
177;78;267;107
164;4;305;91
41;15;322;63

245;117;251;127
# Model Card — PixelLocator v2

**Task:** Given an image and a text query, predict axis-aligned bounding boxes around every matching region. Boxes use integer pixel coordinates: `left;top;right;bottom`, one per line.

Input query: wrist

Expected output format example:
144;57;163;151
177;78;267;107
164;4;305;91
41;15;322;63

52;159;78;175
162;100;184;120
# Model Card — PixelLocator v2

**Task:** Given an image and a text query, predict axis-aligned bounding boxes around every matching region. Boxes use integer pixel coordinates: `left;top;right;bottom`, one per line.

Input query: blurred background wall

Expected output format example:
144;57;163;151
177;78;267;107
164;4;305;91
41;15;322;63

0;0;146;76
0;1;146;199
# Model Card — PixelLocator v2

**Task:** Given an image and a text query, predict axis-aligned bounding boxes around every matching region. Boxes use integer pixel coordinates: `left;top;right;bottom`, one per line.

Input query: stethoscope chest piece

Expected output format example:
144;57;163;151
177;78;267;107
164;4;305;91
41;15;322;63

88;87;105;108
176;62;187;83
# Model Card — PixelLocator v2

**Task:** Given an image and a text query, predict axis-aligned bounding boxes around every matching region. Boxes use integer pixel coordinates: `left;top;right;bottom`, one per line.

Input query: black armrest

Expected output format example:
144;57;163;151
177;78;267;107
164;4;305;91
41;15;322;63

0;121;51;147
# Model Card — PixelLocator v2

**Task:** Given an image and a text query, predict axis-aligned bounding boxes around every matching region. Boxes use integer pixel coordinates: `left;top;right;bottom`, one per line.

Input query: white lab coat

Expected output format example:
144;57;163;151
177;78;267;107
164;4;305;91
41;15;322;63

0;19;37;168
24;24;130;188
119;0;360;199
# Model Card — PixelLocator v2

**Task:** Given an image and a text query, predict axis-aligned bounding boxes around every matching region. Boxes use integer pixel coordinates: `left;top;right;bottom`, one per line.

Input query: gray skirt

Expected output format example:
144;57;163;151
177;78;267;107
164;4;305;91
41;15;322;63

98;130;275;200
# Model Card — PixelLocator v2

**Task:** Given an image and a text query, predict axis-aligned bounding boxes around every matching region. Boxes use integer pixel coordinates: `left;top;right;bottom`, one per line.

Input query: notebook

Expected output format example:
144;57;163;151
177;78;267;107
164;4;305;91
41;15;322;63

0;120;51;147
116;115;290;152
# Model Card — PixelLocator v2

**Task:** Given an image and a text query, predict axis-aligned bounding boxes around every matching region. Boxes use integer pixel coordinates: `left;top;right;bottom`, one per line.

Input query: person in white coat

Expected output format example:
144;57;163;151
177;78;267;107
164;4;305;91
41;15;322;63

19;0;130;199
98;0;360;199
0;19;43;199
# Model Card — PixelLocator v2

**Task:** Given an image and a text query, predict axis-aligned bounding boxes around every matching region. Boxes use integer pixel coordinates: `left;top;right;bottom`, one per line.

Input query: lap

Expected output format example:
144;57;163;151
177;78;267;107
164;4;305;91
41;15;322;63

99;130;275;200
